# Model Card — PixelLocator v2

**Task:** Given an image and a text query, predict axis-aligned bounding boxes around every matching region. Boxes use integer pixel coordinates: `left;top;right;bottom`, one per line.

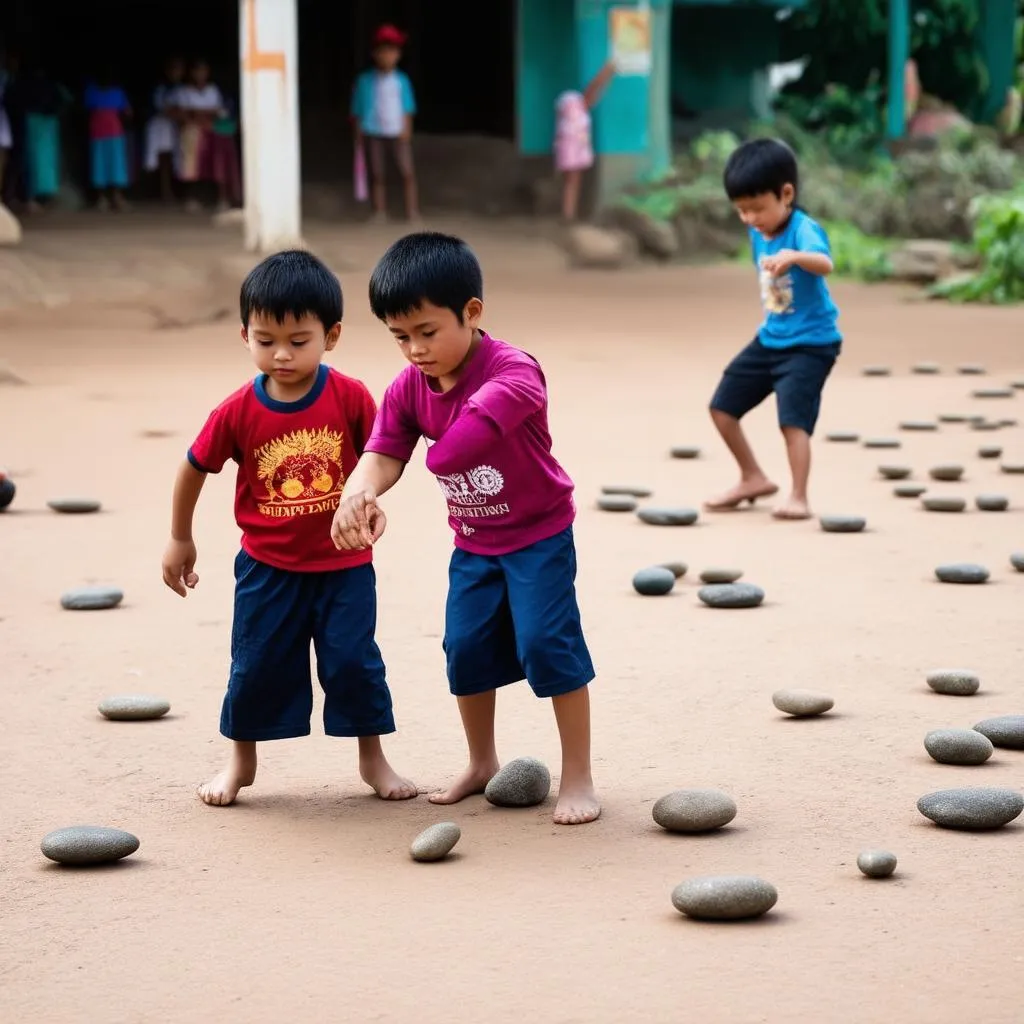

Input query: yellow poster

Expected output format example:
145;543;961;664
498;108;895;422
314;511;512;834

609;6;652;76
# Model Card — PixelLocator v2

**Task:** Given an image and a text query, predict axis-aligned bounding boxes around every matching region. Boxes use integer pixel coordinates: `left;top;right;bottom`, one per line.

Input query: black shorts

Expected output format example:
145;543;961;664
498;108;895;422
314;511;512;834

709;337;841;435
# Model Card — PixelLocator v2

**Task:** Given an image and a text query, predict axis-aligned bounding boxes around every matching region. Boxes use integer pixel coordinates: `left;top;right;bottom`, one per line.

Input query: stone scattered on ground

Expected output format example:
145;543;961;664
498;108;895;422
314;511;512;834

924;728;994;766
0;360;27;386
999;418;1018;428
901;420;938;432
971;420;1001;432
484;757;552;807
957;364;987;375
671;876;778;921
599;205;679;260
1000;462;1024;475
40;826;140;865
879;465;912;480
929;464;964;482
60;586;124;611
601;485;652;498
669;445;701;459
1012;379;1024;390
563;224;638;270
917;787;1023;830
659;561;688;578
895;484;927;498
652;789;737;833
637;507;699;527
772;689;834;717
890;240;955;284
864;438;901;449
934;563;990;584
0;203;23;246
98;695;171;721
857;850;898;879
912;361;941;375
922;496;966;513
597;495;638;513
820;515;866;534
633;566;676;596
1011;552;1024;572
973;716;1024;750
47;498;102;514
926;669;980;696
826;431;860;443
0;476;14;510
939;414;968;423
972;387;1014;399
978;446;1002;459
862;366;892;377
975;494;1009;512
410;822;461;862
698;583;764;609
699;568;743;584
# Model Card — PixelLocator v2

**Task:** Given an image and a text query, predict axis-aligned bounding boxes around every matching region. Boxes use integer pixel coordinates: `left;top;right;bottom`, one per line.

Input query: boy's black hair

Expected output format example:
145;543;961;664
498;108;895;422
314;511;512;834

239;249;343;332
368;232;483;323
723;138;799;201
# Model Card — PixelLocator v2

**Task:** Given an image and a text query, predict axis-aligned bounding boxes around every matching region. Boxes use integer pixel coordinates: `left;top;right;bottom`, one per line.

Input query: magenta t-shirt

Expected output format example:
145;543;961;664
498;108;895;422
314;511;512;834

366;332;576;556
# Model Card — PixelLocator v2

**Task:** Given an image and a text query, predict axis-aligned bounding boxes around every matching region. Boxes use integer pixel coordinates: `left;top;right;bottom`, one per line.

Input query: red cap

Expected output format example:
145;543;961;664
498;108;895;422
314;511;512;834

373;24;407;47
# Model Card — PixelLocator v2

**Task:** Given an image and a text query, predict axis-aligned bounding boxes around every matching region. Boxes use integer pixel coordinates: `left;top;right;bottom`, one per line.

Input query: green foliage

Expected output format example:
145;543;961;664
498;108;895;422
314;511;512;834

818;221;894;282
774;81;886;167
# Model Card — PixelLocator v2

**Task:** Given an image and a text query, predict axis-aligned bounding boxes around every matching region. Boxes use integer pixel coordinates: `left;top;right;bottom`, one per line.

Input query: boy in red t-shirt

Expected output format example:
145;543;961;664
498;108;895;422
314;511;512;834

161;249;416;807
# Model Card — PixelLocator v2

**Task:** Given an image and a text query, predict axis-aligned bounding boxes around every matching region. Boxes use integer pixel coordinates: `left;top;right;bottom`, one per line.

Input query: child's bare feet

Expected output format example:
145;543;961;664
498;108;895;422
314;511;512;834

772;496;812;520
704;477;779;511
428;759;500;805
359;758;418;800
198;741;257;806
554;776;601;825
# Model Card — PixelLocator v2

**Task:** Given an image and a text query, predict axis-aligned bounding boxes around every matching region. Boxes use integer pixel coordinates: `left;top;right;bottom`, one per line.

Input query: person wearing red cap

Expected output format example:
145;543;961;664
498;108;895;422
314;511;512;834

350;25;419;222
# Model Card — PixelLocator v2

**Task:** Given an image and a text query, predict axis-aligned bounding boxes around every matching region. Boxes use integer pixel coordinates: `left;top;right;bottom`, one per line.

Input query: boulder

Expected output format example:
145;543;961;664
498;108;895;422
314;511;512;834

563;225;638;270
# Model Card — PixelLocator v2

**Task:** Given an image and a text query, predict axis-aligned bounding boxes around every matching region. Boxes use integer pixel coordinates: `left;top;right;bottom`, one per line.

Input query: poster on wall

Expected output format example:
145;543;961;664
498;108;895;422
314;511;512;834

608;6;652;76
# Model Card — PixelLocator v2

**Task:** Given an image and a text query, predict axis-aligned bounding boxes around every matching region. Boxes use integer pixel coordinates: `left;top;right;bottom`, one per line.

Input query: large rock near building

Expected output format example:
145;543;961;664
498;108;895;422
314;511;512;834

563;224;638;270
601;206;678;260
889;239;955;283
0;204;22;247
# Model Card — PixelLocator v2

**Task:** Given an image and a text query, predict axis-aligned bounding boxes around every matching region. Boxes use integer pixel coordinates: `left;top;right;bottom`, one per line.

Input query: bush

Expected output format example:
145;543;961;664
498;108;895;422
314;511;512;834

819;221;894;282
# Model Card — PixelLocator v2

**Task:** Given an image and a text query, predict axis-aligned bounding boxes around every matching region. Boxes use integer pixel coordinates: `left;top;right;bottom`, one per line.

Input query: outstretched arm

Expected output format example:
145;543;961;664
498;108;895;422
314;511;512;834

583;61;616;108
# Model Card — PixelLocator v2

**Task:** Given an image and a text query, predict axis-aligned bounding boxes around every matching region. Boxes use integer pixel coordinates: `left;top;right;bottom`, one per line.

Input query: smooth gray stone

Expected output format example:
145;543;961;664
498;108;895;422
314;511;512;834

926;669;980;696
862;366;892;377
699;567;742;584
772;689;834;717
671;876;778;921
901;420;938;432
60;586;124;611
978;446;1002;459
670;445;701;459
924;729;994;766
929;464;964;481
935;563;989;584
484;757;551;808
878;465;911;480
973;716;1024;750
41;826;139;865
912;362;941;375
633;566;676;596
1011;552;1024;572
999;418;1018;428
1012;379;1024;389
976;494;1009;512
1000;462;1024;475
857;850;897;879
864;438;901;449
894;484;927;498
652;789;737;833
972;387;1014;399
98;695;171;721
826;431;860;442
637;506;699;527
659;561;688;579
957;364;987;375
917;787;1023;830
820;515;866;533
410;822;461;862
922;496;966;513
971;421;1001;431
601;485;652;498
939;414;968;423
47;498;102;514
698;583;764;609
597;494;638;513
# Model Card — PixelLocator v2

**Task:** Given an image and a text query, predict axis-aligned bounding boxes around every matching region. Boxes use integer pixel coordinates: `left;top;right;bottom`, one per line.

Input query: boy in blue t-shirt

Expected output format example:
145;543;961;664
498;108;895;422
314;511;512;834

705;138;841;521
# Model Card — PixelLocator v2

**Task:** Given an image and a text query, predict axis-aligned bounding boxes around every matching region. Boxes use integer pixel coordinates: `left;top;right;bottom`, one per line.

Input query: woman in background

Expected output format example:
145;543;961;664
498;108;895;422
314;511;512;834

84;68;132;210
144;56;185;203
22;64;71;211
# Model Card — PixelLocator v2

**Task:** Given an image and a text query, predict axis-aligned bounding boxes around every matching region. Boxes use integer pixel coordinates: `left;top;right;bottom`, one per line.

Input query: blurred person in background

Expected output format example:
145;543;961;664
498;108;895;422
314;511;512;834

144;56;186;203
84;66;132;211
22;63;72;211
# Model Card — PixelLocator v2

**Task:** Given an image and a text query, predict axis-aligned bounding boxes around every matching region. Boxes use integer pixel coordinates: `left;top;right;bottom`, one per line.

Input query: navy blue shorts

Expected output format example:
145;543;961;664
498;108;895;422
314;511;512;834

221;551;395;741
443;527;595;699
710;337;841;435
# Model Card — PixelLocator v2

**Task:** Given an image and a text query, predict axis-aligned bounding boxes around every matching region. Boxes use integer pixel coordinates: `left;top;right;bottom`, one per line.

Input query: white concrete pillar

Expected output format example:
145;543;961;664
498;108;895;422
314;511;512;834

239;0;302;252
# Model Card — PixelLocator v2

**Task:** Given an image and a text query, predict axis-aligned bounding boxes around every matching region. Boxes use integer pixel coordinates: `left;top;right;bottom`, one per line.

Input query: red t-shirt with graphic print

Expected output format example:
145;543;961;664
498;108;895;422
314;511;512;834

188;364;375;572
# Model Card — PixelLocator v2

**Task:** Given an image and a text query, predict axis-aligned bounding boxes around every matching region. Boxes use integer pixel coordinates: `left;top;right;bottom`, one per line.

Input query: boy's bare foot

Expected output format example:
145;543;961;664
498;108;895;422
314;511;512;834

428;760;500;805
772;497;812;520
197;743;257;806
704;478;779;511
359;756;418;800
553;780;602;825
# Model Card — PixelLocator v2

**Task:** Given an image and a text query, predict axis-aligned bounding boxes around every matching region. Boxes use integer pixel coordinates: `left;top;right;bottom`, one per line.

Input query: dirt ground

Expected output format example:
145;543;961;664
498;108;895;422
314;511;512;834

2;219;1023;1024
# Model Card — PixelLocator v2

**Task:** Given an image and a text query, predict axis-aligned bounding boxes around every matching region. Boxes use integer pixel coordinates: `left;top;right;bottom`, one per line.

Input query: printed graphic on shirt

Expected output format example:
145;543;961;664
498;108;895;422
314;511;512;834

254;426;345;518
437;464;510;531
759;259;794;315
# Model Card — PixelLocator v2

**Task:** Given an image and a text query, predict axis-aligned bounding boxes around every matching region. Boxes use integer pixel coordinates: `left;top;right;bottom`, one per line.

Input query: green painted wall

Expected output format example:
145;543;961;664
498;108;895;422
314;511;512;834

975;0;1017;124
517;0;577;155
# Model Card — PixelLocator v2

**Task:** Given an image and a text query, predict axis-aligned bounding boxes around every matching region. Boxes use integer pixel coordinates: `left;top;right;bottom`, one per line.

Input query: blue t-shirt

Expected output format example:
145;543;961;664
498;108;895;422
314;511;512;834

750;210;841;348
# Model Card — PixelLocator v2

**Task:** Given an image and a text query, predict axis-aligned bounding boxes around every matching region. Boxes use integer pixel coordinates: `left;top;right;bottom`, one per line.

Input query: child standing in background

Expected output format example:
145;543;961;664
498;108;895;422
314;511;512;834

84;70;131;210
350;24;419;223
554;61;614;223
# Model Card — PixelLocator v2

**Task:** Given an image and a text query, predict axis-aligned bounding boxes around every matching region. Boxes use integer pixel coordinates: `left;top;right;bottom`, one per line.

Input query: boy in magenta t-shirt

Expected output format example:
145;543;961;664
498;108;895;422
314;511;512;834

161;249;416;807
331;232;599;825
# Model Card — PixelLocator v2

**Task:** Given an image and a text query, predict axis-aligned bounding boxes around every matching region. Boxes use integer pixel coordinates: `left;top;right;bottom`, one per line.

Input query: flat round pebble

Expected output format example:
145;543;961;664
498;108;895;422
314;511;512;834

670;445;701;459
484;757;551;807
1011;552;1024;572
410;822;461;862
878;465;911;480
917;787;1023;830
973;716;1024;750
637;506;699;527
60;586;124;611
864;438;901;449
98;695;171;721
971;421;1001;431
862;366;891;377
633;566;676;596
978;446;1002;459
857;850;898;878
41;826;139;865
601;485;652;498
699;567;743;584
972;387;1014;399
935;563;989;584
1012;379;1024;389
926;669;980;696
958;364;987;375
939;414;968;423
912;362;941;375
922;496;966;513
772;688;834;717
820;515;866;533
894;484;927;498
924;728;994;766
671;876;778;921
659;561;688;578
901;420;938;432
826;431;860;443
47;498;102;514
652;789;737;833
698;583;764;609
1000;462;1024;475
999;418;1018;428
597;494;638;512
0;476;15;510
975;494;1009;512
929;464;964;482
